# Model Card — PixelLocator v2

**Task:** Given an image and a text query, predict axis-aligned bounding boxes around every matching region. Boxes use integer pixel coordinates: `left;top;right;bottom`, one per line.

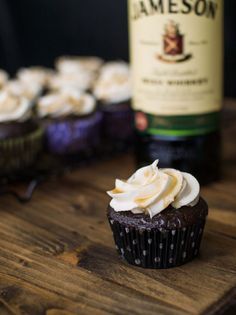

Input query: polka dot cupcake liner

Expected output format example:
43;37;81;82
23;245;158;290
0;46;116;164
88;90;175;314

0;127;43;176
45;111;103;155
108;217;206;269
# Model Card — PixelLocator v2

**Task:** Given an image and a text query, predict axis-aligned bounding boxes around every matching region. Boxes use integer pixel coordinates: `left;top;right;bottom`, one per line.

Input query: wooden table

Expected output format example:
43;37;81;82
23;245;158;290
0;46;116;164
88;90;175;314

0;101;236;315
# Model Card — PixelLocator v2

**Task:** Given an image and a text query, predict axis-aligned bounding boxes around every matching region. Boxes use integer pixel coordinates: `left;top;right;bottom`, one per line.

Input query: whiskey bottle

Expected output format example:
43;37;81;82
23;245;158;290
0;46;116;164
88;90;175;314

128;0;223;184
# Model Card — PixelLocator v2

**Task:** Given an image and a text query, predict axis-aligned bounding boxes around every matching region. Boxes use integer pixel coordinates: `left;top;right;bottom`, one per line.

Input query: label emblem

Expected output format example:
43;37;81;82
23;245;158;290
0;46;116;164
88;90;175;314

157;20;192;63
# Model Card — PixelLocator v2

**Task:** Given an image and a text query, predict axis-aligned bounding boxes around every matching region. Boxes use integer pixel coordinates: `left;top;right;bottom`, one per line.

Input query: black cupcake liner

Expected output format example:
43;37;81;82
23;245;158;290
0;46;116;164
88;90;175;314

108;217;206;269
0;127;43;176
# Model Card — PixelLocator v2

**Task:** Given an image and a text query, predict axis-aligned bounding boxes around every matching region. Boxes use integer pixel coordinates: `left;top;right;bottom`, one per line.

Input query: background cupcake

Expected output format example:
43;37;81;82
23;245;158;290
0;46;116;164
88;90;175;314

0;90;43;177
94;61;134;154
38;88;102;158
107;160;208;269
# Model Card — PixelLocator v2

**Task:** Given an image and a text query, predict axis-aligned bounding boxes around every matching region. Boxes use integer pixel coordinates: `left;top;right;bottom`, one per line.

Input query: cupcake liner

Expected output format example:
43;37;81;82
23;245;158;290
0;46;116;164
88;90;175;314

108;217;206;269
45;111;103;155
0;127;43;176
102;102;134;142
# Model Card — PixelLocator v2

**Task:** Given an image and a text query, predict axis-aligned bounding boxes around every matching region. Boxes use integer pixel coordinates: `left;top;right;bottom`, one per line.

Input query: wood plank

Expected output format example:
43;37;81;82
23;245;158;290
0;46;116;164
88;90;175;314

0;102;235;314
0;173;235;314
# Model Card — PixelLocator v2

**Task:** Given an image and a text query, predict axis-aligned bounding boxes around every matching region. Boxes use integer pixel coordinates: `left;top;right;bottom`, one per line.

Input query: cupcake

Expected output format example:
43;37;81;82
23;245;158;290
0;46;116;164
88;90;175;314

17;66;53;93
0;70;9;89
94;61;134;153
107;160;208;269
0;91;43;176
38;88;102;156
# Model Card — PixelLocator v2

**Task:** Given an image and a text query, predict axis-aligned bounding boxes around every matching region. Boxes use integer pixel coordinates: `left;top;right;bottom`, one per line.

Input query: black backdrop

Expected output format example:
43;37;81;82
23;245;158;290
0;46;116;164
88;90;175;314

0;0;235;97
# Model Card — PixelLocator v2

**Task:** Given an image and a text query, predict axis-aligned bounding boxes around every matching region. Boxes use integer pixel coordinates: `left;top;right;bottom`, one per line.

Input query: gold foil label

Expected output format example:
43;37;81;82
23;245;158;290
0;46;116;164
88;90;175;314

129;0;223;116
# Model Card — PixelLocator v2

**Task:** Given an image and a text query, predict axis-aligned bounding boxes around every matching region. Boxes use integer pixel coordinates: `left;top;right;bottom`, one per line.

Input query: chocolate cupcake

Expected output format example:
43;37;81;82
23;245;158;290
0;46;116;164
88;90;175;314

107;160;208;269
94;61;134;154
0;91;43;176
38;88;102;157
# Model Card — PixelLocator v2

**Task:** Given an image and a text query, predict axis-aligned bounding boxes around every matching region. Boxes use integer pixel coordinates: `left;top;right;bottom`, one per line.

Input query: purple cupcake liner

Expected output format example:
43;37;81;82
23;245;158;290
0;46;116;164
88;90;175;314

102;102;134;141
108;217;206;269
45;111;103;155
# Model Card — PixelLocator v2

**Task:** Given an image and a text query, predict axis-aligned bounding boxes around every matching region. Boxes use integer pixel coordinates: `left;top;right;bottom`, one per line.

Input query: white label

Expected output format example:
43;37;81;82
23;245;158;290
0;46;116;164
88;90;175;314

129;0;223;116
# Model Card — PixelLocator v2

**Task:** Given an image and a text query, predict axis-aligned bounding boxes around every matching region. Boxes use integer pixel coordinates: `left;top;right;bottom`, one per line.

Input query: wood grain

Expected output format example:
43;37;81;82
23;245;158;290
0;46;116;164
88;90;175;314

0;101;235;315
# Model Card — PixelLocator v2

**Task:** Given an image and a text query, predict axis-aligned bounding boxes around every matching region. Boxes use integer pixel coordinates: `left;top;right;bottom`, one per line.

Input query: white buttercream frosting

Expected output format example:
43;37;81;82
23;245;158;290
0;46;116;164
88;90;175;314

107;160;200;218
38;88;96;118
0;70;9;88
0;90;32;122
17;67;53;87
56;56;104;74
48;71;95;92
5;80;42;101
94;61;132;104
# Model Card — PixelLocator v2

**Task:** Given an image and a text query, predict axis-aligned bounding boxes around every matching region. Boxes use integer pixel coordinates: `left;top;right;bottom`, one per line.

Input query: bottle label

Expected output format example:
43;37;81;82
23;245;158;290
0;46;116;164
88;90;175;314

129;0;223;136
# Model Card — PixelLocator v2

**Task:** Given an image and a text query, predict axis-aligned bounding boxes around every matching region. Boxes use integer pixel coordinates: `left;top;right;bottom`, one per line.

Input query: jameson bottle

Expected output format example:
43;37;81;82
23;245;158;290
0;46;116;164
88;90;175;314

128;0;223;184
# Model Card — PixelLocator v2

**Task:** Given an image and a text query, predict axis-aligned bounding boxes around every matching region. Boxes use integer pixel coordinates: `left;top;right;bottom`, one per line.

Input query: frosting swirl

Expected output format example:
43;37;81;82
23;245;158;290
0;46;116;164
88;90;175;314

94;61;131;104
5;80;42;101
38;88;96;118
48;72;95;92
0;91;32;122
107;160;200;218
56;56;104;74
17;67;53;87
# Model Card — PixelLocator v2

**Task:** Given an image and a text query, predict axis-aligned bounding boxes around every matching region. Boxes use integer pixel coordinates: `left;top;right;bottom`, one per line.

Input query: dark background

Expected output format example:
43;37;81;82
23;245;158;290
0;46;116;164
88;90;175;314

0;0;235;97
